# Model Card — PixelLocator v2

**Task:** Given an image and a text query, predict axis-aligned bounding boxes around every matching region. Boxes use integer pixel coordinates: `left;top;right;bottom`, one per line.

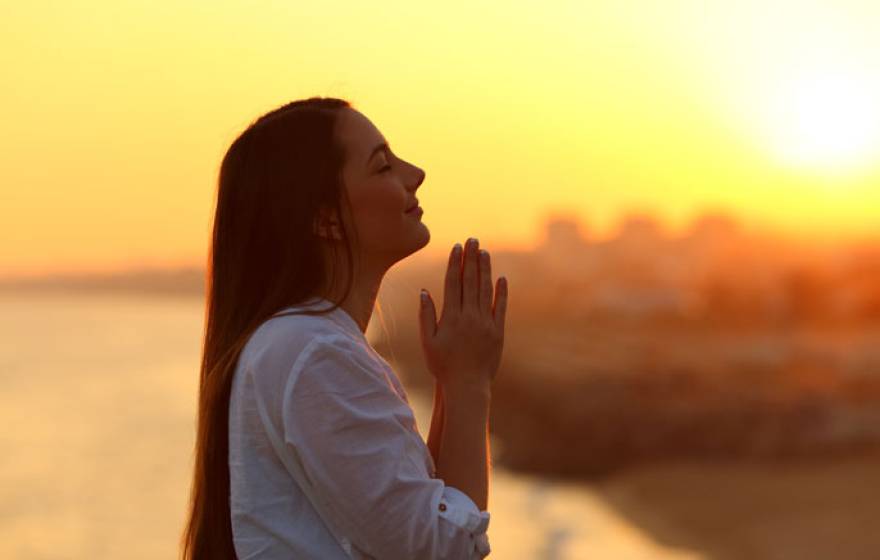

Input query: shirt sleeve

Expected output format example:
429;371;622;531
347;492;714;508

281;334;492;559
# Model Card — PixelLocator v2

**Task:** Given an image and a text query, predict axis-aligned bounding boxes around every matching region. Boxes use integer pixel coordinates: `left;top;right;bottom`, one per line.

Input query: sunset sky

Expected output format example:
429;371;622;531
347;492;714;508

2;1;879;277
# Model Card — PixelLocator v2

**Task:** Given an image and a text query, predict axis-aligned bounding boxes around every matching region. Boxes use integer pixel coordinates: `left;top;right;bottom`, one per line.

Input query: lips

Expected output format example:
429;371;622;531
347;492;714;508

405;200;420;213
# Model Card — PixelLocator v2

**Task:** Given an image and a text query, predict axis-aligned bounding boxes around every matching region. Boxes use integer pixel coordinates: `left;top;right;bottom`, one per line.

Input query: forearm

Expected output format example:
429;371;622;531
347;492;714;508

435;384;491;511
426;380;445;473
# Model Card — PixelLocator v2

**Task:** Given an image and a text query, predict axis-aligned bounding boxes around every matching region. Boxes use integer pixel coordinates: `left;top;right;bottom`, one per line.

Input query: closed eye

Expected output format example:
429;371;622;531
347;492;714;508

378;164;392;173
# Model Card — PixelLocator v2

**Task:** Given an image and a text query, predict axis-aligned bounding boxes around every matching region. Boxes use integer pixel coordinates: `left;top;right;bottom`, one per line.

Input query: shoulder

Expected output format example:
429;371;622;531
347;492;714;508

236;311;341;388
292;333;388;396
241;311;337;363
241;312;384;391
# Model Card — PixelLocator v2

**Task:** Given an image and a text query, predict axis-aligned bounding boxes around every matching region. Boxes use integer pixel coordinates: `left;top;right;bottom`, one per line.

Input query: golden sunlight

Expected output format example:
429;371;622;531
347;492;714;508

760;64;880;173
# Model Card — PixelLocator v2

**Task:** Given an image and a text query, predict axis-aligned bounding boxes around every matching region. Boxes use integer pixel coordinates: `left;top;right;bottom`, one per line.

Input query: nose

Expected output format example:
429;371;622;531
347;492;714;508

410;166;425;190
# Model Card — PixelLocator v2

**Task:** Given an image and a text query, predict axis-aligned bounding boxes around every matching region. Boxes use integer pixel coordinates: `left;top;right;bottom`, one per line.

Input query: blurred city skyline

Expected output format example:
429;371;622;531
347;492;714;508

5;207;878;330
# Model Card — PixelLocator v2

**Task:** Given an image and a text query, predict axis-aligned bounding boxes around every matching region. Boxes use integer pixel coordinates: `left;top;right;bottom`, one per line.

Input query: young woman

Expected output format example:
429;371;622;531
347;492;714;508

180;97;508;559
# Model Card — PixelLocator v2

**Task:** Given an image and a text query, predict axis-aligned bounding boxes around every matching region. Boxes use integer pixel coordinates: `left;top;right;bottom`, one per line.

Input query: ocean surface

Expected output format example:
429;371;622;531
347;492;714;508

0;291;700;559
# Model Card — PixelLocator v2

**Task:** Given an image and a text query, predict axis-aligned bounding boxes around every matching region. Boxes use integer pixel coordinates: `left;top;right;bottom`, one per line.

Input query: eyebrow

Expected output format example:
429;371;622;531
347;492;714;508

367;142;389;165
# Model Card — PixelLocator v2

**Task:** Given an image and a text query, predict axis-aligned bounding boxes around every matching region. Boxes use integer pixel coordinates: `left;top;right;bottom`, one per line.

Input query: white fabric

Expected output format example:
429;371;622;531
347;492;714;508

229;296;492;559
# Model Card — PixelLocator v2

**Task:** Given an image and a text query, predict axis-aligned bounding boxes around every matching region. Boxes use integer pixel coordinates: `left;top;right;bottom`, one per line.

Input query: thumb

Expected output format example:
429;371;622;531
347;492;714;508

418;289;437;342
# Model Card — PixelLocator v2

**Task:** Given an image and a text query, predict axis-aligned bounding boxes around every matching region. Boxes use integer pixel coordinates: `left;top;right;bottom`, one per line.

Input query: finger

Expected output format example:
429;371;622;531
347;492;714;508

479;249;492;315
419;288;437;340
493;276;508;334
462;238;479;311
443;243;462;316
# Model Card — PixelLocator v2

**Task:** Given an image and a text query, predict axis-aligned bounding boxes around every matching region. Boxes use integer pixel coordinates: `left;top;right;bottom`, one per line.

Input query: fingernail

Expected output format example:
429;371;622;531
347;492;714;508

420;289;428;303
453;243;462;254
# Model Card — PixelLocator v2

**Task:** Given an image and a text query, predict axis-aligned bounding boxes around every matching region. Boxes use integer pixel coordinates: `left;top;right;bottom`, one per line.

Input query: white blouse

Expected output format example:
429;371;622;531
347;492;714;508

228;296;492;559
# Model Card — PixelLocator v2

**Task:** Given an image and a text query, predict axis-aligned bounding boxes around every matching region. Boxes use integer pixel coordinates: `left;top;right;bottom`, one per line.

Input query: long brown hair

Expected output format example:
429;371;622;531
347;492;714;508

180;96;358;559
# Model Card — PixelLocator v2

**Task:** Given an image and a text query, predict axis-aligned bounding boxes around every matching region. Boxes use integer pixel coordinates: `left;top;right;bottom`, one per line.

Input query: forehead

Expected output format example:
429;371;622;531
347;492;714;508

336;108;386;161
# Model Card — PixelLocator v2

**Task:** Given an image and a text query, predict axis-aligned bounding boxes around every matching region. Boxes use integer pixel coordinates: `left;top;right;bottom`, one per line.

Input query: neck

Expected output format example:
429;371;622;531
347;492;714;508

317;244;388;334
336;279;381;334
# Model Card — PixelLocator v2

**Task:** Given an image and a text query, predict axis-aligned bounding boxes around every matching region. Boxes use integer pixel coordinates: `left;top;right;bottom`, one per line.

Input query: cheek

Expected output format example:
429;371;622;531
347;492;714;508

348;189;406;243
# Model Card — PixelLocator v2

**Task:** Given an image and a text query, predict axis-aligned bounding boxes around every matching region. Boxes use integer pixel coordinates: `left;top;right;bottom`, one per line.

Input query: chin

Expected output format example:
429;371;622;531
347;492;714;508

407;226;429;252
400;223;430;261
415;222;430;247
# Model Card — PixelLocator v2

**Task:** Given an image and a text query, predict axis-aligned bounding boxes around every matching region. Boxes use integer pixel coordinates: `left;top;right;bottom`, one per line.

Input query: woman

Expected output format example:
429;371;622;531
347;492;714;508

180;96;508;559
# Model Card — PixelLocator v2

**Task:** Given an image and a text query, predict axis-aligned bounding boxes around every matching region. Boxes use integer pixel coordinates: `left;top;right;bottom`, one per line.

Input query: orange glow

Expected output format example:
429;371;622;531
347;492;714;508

1;1;879;277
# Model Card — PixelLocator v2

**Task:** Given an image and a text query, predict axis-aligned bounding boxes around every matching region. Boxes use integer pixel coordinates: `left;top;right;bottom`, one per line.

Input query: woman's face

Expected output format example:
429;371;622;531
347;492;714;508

329;107;429;267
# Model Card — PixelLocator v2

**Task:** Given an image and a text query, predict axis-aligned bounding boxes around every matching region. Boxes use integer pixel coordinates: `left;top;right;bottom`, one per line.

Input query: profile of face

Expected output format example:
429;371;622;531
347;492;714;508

315;108;429;269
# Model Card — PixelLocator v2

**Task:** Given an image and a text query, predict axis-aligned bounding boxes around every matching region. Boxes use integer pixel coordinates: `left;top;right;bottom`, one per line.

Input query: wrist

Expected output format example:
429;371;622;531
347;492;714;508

442;379;491;403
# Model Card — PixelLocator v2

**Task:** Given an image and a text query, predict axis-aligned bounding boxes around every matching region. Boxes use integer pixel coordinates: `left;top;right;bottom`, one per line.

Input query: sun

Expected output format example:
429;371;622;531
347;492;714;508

761;67;880;173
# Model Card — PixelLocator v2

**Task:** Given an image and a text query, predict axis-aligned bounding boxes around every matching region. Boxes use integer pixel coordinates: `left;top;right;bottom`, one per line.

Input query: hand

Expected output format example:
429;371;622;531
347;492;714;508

418;238;508;391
